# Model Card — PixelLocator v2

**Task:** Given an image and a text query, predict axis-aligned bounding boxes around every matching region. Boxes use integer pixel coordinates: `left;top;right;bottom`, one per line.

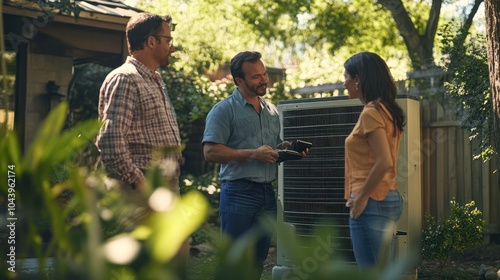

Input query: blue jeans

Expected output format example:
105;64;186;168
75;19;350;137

220;179;277;270
349;190;403;269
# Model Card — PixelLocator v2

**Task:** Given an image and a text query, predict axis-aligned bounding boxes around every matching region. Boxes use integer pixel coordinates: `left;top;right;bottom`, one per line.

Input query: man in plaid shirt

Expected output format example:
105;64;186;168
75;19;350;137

96;12;189;271
97;12;180;191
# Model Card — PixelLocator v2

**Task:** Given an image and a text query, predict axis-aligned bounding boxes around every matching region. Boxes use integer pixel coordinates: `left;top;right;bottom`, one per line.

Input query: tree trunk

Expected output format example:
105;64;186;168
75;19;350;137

378;0;483;71
485;0;500;118
377;0;442;70
484;0;500;188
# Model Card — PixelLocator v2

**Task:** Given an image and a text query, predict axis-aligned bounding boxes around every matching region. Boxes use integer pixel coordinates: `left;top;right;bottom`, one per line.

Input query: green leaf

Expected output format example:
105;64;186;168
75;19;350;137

23;102;68;171
144;190;209;263
42;118;102;167
0;131;22;192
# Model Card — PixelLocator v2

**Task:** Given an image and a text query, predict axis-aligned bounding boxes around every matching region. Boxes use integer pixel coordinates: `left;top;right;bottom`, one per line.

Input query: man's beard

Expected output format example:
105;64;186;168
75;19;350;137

159;57;169;68
244;80;267;96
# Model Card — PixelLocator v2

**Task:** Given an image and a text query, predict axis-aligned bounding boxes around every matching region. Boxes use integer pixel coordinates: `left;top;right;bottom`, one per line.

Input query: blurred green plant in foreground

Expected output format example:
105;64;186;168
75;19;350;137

0;102;209;280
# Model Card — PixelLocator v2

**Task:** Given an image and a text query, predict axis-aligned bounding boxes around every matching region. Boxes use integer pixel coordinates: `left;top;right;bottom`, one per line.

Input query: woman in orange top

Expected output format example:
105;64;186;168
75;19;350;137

343;52;406;269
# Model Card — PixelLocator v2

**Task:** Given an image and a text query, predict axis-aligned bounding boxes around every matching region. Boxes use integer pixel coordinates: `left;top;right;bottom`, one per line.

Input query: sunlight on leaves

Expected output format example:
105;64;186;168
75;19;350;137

132;191;209;263
103;234;141;265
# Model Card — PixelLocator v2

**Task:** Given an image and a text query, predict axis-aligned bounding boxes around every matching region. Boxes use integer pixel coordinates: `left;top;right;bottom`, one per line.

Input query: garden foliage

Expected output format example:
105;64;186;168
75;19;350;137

421;199;485;274
440;23;494;161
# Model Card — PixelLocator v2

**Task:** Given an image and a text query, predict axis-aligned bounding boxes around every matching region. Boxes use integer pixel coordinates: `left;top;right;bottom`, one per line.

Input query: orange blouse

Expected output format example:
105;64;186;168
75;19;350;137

344;101;402;201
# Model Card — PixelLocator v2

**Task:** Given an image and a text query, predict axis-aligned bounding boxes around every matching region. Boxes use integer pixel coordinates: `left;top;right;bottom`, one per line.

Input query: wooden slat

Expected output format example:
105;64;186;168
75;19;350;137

448;126;458;202
456;127;465;203
471;138;482;207
421;100;432;218
490;163;500;226
456;128;467;201
482;160;491;244
434;102;446;220
435;127;445;220
463;130;472;202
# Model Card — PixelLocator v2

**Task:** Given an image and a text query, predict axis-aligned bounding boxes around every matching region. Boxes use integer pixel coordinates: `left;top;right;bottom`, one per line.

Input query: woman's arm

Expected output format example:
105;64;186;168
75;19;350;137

348;127;393;219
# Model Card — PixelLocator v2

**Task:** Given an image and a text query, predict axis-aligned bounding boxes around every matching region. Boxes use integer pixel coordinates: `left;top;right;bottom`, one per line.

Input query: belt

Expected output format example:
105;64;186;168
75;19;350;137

225;178;271;185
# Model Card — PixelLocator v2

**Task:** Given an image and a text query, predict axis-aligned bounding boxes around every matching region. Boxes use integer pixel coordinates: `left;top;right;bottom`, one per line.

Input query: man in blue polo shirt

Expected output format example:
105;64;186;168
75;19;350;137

202;51;285;277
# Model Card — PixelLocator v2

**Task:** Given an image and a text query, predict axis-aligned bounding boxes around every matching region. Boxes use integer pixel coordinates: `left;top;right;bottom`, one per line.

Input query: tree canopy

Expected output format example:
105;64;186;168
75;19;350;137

137;0;485;85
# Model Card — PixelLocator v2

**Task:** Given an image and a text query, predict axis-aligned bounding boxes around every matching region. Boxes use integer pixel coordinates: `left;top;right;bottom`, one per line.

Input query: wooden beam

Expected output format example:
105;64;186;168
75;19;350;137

426;120;462;127
291;83;345;95
53;11;128;30
14;43;28;152
37;24;124;54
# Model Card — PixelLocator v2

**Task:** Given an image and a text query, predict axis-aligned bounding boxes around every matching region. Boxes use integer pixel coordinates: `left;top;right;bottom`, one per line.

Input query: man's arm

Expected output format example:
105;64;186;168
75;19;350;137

203;142;279;164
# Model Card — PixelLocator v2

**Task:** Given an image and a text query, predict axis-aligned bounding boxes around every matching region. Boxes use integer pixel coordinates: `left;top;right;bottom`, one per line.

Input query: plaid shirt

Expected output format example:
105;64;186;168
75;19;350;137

96;56;181;186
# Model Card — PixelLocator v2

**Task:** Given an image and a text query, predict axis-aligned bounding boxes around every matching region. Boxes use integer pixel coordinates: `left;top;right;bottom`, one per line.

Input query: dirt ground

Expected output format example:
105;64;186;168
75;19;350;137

189;243;499;279
262;244;500;279
417;244;500;279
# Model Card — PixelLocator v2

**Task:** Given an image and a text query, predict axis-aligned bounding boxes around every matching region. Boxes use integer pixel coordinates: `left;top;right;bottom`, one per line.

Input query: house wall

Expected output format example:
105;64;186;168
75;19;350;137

24;53;73;147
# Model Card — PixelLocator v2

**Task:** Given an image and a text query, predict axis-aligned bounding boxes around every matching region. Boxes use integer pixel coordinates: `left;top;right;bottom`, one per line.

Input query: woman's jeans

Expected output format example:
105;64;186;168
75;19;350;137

220;179;277;272
349;190;403;269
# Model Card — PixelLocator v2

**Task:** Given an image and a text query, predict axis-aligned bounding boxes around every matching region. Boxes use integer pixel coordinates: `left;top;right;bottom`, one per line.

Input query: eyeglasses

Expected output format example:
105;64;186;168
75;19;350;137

154;36;174;47
170;23;177;32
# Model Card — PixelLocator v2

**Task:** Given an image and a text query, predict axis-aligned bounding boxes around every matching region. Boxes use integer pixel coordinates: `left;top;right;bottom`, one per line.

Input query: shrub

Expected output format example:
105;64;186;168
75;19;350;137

421;199;485;273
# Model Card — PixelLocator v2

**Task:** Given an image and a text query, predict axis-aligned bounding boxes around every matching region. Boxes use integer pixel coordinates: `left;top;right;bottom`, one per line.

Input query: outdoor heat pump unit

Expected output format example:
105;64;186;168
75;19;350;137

272;96;422;279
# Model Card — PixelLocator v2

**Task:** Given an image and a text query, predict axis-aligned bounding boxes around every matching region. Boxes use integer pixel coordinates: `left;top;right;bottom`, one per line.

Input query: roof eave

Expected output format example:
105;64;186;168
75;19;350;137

3;4;132;31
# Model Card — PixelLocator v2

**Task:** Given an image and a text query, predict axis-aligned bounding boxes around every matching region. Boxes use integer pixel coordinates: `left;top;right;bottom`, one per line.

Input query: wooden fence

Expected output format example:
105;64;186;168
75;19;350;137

292;69;500;242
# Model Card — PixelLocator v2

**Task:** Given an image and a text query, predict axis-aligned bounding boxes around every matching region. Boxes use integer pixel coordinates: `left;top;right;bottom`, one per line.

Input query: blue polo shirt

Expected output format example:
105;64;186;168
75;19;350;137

202;88;282;183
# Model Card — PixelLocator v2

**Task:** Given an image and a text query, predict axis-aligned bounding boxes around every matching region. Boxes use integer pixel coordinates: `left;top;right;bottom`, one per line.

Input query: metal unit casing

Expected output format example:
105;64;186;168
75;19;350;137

273;96;421;279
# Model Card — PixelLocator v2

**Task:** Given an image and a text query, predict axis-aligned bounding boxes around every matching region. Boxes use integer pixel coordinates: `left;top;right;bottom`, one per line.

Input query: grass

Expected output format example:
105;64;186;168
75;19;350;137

187;249;274;280
187;257;272;280
187;255;217;280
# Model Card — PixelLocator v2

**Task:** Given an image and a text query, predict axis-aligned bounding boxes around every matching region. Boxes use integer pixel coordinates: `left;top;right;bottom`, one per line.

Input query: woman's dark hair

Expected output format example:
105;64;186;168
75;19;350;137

126;13;173;53
344;51;406;133
230;51;262;84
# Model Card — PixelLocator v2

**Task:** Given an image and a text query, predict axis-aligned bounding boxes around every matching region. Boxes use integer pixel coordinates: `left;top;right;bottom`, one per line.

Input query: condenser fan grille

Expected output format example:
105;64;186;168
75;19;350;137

281;105;363;261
